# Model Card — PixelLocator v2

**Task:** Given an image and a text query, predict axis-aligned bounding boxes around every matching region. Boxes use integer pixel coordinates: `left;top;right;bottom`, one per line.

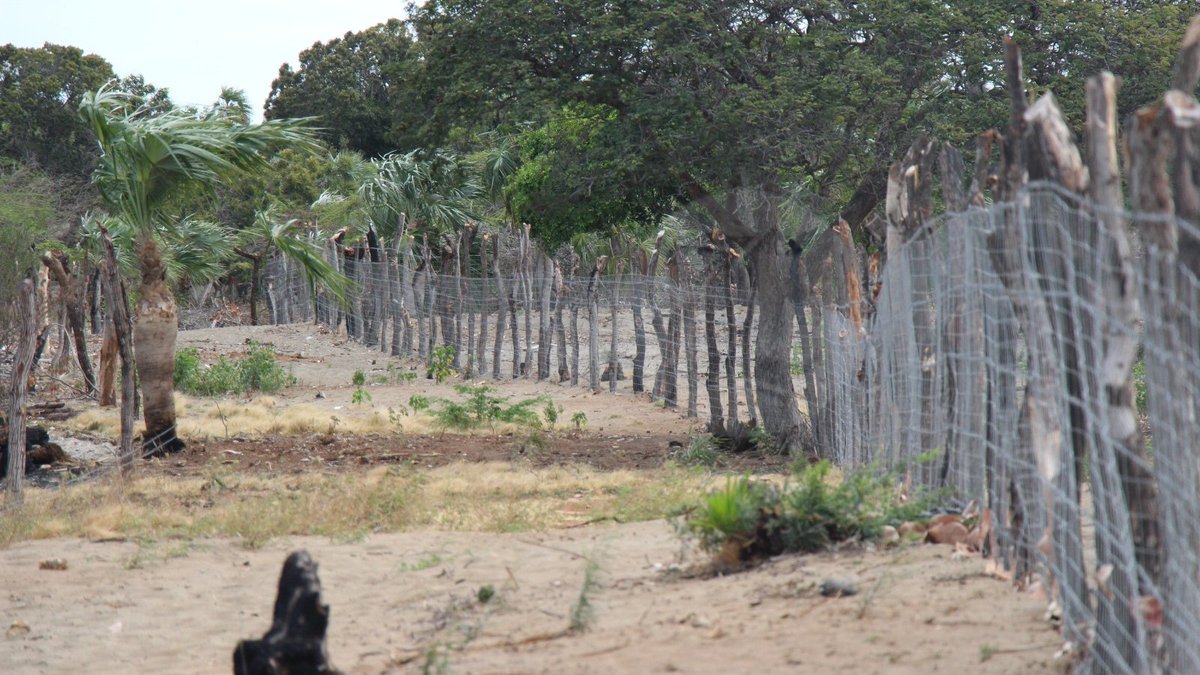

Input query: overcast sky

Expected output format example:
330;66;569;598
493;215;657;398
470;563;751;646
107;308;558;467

3;0;408;120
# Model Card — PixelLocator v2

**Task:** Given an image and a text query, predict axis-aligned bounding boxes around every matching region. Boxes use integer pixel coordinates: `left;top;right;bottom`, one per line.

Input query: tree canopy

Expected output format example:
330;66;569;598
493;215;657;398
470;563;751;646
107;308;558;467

264;19;418;157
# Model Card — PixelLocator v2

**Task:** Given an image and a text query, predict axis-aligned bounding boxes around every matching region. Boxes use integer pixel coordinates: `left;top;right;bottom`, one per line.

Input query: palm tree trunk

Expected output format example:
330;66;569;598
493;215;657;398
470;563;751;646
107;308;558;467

134;237;184;455
5;278;36;500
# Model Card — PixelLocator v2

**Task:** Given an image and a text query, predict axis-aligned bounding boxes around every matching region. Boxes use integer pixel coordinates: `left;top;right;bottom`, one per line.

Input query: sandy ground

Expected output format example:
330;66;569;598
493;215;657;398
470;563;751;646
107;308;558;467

2;522;1065;674
5;323;1068;673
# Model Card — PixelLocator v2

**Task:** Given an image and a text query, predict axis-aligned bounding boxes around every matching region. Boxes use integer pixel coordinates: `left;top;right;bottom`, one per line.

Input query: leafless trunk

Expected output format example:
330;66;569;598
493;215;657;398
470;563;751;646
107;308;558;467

475;231;489;377
682;259;699;418
98;319;118;407
588;257;607;393
5;278;37;502
702;249;724;430
42;251;96;395
492;235;508;380
521;226;534;379
100;229;137;475
740;276;757;421
631;250;648;393
539;253;554;380
722;248;739;425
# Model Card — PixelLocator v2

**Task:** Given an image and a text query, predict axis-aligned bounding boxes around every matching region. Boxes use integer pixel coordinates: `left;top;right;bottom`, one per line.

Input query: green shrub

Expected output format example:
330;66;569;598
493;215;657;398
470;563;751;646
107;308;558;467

427;345;457;383
409;394;431;412
173;343;295;396
432;384;548;431
672;434;723;468
682;460;938;564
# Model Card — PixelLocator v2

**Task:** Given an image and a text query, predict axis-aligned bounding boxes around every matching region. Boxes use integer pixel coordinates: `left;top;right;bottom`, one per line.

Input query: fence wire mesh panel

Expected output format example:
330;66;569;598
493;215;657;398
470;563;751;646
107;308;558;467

210;179;1200;672
811;182;1194;674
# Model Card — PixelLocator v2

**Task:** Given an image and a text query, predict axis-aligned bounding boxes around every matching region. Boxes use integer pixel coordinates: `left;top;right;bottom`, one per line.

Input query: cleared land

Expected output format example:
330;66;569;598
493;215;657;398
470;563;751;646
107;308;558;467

1;323;1066;673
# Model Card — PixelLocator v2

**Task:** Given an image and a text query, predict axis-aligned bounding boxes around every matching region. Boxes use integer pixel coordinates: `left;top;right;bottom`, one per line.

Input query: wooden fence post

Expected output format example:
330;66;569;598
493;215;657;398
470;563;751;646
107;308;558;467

5;279;38;503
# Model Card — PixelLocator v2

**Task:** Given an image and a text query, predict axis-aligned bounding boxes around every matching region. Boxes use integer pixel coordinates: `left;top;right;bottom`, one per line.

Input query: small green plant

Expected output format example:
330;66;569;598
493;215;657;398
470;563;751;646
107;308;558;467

682;461;940;565
571;411;588;431
569;557;601;633
543;402;562;429
431;384;548;431
672;434;723;468
409;394;431;412
351;386;372;405
476;584;496;604
352;369;366;386
173;342;295;396
748;425;780;454
428;345;458;383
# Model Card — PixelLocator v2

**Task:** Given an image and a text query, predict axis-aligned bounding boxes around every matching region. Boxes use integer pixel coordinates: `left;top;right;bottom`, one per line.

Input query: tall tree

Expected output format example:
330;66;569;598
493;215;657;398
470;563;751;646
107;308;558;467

265;19;417;156
79;86;323;455
0;43;115;176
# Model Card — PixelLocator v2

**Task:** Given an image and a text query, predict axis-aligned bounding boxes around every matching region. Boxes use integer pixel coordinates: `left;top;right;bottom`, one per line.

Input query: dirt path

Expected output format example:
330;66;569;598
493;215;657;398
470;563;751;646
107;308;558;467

2;522;1064;674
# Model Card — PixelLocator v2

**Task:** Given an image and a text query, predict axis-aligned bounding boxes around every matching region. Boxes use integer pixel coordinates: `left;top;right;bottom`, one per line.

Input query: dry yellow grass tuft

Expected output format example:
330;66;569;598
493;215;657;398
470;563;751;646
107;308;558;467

0;462;715;549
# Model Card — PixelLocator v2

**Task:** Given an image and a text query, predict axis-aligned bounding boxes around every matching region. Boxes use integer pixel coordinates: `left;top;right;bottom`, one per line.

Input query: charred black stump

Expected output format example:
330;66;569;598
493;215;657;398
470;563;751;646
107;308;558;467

233;551;341;675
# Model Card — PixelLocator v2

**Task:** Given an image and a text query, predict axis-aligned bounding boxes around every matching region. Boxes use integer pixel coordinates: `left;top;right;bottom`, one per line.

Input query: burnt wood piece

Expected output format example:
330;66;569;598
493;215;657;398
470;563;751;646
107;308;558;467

233;551;341;675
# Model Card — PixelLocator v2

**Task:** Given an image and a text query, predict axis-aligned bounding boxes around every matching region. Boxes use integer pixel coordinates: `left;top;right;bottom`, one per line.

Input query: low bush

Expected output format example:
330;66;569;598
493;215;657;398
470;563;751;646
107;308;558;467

681;460;938;565
174;343;295;396
432;384;549;431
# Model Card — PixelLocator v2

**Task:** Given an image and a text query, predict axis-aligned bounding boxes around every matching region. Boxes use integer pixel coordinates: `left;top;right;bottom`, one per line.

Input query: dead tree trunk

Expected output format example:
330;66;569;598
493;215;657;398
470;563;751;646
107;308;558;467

98;319;118;407
5;279;37;502
682;258;699;418
702;246;725;431
588;257;607;393
492;234;508;380
41;251;96;395
662;251;681;408
475;230;489;377
722;245;740;426
521;226;535;379
631;250;648;393
740;274;757;421
99;229;137;476
233;551;341;675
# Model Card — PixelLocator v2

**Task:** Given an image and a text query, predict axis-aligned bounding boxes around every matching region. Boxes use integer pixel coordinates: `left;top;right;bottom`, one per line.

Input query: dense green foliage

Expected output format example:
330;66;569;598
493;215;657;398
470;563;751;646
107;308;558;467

173;343;296;396
264;20;418;156
683;461;937;561
431;384;550;431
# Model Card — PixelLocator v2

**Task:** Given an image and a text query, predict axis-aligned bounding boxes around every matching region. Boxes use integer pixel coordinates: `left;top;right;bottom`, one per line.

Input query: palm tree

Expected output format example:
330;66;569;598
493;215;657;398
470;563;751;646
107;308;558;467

80;85;322;454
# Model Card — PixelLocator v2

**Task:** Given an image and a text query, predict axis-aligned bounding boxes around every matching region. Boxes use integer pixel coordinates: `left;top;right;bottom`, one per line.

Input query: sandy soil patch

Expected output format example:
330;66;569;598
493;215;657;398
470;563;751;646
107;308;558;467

2;522;1064;674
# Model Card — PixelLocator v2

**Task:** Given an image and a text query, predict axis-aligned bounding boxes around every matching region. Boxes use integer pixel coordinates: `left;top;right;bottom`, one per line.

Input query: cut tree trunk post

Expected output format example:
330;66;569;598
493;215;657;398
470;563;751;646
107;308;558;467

740;273;757;421
662;251;681;408
631;250;648;393
702;247;725;431
588;257;607;393
1081;69;1153;675
492;235;507;380
233;550;341;675
476;231;489;377
722;245;740;425
42;251;96;395
100;229;137;475
98;319;118;407
5;278;37;503
646;232;668;400
608;258;620;394
521;226;534;379
682;258;699;418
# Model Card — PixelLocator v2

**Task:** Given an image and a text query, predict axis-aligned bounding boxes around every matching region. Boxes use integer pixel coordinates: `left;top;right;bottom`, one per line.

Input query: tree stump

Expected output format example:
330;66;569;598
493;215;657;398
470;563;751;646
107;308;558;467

233;551;341;675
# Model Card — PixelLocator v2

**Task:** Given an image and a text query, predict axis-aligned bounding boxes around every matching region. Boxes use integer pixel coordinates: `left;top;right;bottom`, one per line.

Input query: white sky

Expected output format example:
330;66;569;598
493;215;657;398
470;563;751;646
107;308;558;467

2;0;409;120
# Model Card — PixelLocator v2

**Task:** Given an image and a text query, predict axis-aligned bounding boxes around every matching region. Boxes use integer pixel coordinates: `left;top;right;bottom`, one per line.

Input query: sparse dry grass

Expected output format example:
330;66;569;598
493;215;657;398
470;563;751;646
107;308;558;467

0;462;712;549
